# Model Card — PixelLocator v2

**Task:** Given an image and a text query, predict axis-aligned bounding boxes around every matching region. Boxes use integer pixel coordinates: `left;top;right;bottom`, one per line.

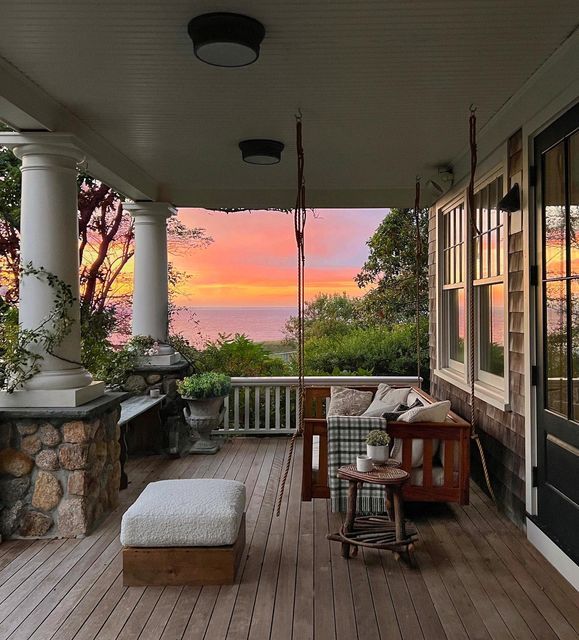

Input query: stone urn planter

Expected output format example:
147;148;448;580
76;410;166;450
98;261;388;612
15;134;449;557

177;373;231;455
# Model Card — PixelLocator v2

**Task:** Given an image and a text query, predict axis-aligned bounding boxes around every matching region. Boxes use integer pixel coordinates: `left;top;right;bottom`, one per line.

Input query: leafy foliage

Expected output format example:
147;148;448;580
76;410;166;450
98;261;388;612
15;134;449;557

80;308;149;389
194;334;289;377
366;430;391;446
177;372;231;399
0;264;76;392
356;207;429;325
0;146;21;302
301;319;429;384
284;293;363;342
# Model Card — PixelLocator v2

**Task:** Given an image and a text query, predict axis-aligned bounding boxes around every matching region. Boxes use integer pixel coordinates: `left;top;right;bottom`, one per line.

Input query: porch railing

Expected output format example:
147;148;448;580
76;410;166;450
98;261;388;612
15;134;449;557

216;375;420;435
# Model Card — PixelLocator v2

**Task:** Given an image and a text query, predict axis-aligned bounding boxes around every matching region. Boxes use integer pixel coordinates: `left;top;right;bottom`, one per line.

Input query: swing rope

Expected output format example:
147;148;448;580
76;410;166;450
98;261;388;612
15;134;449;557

467;105;496;503
276;113;307;517
414;178;422;388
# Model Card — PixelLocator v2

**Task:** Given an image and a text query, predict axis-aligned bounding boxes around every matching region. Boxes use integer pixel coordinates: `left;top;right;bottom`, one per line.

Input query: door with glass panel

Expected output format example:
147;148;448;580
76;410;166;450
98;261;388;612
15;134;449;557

535;103;579;562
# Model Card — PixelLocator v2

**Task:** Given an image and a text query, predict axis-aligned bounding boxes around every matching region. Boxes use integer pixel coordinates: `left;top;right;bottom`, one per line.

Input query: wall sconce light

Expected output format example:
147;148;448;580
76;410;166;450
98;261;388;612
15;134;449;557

498;183;521;212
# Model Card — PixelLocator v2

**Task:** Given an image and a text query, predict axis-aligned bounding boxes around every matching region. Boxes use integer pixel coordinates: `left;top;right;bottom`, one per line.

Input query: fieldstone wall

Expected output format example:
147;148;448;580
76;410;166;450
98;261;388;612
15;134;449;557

0;396;123;539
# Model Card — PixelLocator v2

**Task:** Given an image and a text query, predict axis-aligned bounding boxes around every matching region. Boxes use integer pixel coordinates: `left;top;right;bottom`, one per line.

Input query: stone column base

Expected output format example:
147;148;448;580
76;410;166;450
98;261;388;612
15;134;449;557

0;393;125;539
0;381;105;409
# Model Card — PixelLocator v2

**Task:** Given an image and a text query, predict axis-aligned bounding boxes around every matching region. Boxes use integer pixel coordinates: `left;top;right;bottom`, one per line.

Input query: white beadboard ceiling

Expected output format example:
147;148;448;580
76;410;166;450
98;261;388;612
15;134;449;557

0;1;578;207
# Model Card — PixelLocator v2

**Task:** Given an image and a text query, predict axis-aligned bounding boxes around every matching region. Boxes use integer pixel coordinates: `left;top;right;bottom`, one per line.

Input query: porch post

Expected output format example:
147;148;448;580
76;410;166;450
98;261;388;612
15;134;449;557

124;202;180;365
0;138;104;406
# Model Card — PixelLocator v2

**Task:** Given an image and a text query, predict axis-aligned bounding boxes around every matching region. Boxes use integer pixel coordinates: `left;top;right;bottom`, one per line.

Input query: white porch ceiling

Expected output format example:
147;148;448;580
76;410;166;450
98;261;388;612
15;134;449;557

0;1;578;208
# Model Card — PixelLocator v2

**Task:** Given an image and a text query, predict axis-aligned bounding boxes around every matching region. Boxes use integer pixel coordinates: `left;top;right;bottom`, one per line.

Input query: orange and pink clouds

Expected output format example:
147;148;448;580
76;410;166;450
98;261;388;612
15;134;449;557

171;208;387;307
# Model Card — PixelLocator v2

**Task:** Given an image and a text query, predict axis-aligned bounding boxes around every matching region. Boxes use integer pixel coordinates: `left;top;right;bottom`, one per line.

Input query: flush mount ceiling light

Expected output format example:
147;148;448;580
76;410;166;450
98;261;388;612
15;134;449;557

187;12;265;67
239;139;284;165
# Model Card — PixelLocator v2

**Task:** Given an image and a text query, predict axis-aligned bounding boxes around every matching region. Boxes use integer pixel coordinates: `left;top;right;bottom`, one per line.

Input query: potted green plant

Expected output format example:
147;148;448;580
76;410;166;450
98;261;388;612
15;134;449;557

177;372;231;454
366;429;391;463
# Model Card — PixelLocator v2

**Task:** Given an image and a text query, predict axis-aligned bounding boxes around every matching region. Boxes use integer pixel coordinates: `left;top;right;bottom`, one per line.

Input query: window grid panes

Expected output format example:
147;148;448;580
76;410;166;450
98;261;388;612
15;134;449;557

442;204;465;365
474;176;505;380
443;204;464;285
473;176;504;281
542;132;579;417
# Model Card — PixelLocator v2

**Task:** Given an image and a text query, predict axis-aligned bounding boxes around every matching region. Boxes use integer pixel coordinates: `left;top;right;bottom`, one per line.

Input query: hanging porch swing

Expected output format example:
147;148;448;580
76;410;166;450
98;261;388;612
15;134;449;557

277;107;496;516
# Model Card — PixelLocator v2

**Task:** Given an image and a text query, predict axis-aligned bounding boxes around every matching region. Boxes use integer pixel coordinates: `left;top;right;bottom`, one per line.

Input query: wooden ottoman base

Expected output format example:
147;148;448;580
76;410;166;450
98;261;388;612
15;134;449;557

123;514;245;586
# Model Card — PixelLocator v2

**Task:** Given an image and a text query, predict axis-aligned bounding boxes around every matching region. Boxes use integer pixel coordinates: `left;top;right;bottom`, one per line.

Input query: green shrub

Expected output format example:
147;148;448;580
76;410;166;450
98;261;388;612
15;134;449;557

194;333;289;377
80;308;147;389
301;320;429;385
177;372;231;399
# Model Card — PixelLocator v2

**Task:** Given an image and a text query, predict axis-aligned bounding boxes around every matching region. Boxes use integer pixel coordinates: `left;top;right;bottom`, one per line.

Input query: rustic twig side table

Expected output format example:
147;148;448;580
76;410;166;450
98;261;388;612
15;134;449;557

327;463;418;564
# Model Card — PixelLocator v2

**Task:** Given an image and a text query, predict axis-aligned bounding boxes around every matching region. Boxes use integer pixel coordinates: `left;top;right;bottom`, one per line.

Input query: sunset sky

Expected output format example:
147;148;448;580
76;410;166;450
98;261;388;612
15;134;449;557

169;208;387;307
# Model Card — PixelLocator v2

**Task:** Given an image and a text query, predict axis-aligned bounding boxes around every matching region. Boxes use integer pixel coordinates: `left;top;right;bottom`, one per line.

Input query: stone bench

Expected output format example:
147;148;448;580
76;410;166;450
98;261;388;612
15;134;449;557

121;478;246;586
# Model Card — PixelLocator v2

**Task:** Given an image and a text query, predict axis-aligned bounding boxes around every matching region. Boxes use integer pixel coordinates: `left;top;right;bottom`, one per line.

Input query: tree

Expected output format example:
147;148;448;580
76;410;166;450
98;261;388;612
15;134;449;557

0;146;21;303
284;292;363;342
0;150;212;316
355;207;429;325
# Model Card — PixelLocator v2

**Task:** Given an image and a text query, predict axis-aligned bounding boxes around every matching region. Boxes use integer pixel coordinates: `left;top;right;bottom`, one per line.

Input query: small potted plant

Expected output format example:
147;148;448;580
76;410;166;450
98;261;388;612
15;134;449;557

366;429;391;463
177;372;231;454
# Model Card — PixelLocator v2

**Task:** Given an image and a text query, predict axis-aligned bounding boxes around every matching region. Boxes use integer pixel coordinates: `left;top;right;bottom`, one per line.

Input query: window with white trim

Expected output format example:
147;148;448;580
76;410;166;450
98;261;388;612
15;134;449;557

473;175;505;384
442;203;466;369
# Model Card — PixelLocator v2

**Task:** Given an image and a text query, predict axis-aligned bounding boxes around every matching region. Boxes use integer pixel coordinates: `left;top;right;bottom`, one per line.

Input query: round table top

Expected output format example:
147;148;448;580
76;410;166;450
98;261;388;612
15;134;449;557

337;464;409;485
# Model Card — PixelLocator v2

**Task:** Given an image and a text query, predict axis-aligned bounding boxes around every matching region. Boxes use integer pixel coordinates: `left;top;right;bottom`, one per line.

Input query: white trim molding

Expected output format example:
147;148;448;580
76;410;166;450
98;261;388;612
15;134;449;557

527;519;579;591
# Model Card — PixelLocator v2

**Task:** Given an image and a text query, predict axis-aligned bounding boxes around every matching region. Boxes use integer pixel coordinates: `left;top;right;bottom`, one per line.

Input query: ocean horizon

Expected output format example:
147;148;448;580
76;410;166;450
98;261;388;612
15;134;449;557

170;306;296;345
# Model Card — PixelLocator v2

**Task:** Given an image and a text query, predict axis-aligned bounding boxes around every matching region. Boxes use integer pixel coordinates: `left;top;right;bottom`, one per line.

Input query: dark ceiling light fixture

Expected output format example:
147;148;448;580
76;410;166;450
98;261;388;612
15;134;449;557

498;183;521;212
239;139;284;165
187;12;265;67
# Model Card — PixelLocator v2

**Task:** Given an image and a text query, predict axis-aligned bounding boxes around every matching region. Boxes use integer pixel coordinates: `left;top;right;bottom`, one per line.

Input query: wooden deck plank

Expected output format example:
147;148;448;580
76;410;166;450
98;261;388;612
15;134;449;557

270;439;302;640
438;515;528;640
202;439;273;640
458;498;577;640
412;519;491;640
328;510;358;640
450;499;560;640
424;515;516;640
399;553;447;640
468;486;579;631
312;500;336;640
0;443;576;640
226;439;286;640
291;472;313;640
381;545;425;640
363;546;403;640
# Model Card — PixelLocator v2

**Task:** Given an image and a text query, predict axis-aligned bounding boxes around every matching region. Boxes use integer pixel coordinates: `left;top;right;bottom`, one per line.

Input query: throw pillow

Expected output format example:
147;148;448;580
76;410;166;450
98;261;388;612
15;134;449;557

327;387;374;417
397;400;451;423
362;384;412;417
391;400;451;468
382;399;423;421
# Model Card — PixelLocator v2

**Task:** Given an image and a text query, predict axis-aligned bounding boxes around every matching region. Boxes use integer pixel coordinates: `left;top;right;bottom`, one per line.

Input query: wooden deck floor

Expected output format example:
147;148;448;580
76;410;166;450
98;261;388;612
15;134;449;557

0;437;578;640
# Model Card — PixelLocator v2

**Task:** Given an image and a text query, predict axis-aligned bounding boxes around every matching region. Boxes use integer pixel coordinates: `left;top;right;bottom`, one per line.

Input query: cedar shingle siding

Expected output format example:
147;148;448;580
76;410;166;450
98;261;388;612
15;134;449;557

428;191;526;527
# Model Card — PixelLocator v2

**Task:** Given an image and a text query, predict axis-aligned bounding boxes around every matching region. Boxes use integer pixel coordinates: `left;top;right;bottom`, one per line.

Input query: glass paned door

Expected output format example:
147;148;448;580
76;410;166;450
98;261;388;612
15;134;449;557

535;104;579;563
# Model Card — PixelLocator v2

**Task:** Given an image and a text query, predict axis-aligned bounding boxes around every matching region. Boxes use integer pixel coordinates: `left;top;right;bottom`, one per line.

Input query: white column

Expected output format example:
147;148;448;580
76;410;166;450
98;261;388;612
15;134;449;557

124;202;180;365
0;139;104;407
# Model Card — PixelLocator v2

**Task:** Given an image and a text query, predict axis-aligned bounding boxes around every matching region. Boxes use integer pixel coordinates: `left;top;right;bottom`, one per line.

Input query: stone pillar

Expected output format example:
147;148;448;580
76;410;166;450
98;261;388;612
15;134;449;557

0;137;104;407
124;202;180;365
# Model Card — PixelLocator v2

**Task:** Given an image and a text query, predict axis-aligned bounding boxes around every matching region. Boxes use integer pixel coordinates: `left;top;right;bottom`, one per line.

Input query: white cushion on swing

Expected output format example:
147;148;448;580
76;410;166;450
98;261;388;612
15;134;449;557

120;479;246;547
391;401;451;468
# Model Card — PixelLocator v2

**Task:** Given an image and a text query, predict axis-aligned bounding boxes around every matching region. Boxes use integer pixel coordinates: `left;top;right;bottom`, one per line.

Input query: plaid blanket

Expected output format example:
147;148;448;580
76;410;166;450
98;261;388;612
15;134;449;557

328;415;389;513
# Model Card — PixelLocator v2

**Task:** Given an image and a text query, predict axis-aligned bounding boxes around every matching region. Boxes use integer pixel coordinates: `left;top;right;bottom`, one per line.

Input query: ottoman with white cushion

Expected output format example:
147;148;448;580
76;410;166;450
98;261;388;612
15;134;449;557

121;479;246;586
